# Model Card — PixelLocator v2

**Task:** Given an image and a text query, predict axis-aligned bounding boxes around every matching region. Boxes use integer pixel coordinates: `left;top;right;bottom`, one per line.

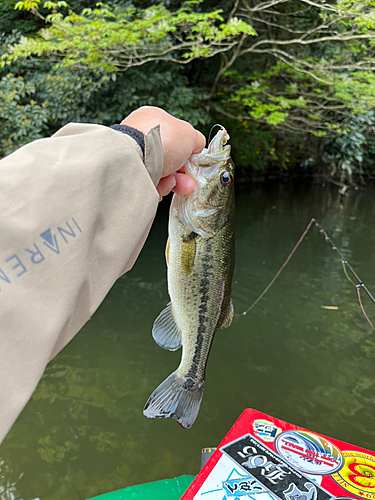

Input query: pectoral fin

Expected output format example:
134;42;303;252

220;298;234;329
152;302;182;351
181;234;196;275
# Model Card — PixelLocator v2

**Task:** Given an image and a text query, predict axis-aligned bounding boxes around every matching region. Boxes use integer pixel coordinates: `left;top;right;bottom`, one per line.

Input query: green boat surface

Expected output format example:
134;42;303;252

89;475;195;500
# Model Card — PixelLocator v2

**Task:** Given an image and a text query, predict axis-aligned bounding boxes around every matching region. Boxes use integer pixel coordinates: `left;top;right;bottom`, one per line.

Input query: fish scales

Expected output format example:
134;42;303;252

144;127;235;428
169;210;234;386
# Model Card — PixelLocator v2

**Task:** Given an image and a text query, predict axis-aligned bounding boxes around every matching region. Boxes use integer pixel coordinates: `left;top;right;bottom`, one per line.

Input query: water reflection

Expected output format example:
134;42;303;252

1;183;375;500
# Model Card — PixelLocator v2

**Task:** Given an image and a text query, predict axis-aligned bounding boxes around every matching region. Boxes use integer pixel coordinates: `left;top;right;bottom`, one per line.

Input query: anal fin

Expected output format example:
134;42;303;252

152;302;182;351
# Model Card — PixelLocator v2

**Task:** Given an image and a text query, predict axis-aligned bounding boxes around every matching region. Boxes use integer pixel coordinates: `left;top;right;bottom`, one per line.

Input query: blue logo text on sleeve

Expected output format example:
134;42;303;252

0;217;82;292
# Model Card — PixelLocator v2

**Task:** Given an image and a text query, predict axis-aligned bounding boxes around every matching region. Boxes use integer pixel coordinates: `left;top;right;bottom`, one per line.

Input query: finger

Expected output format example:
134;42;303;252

192;129;206;154
172;173;195;196
156;175;176;198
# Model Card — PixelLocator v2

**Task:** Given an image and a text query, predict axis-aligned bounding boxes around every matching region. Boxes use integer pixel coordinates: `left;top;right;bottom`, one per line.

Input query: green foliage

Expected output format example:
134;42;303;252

0;73;49;155
0;0;41;35
226;118;274;172
217;115;307;175
0;2;210;154
0;65;114;156
2;1;255;71
0;0;242;159
0;61;210;157
89;66;210;126
208;0;375;180
1;0;375;181
223;62;375;136
322;112;375;178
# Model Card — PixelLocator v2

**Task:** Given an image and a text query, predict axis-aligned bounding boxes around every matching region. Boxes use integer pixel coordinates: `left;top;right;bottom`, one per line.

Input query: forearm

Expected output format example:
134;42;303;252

0;123;162;443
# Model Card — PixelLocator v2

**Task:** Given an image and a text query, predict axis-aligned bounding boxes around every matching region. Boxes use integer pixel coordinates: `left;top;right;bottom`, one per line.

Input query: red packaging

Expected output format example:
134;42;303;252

182;409;375;500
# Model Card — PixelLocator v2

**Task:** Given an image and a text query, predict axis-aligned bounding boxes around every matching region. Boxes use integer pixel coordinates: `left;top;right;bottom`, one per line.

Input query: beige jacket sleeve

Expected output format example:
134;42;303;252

0;123;163;444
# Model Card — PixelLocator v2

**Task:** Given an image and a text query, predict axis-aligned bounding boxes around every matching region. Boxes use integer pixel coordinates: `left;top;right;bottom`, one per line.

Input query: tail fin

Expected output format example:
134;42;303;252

143;372;204;429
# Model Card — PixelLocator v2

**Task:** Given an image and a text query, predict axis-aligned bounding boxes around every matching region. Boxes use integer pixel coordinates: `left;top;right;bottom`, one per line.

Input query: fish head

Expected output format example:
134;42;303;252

176;127;234;239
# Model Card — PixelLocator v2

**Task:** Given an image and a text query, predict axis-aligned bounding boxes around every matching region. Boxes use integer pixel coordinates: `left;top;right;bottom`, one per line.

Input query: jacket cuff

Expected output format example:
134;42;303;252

110;124;145;156
109;123;163;188
144;124;163;187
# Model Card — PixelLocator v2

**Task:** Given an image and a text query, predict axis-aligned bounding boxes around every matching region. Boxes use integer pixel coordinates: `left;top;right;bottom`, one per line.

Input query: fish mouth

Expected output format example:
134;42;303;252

207;126;230;154
184;156;230;187
183;126;231;182
174;127;231;239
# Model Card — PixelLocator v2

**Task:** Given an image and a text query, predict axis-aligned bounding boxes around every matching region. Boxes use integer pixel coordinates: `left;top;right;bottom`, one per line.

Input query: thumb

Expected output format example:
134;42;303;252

192;130;206;154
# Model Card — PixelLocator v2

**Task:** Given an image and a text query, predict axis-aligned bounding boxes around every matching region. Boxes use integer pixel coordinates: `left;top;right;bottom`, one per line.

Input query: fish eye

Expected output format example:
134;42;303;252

220;171;232;187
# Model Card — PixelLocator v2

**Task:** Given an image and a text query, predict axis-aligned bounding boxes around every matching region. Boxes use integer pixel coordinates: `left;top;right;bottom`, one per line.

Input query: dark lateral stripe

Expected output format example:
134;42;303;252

186;243;213;381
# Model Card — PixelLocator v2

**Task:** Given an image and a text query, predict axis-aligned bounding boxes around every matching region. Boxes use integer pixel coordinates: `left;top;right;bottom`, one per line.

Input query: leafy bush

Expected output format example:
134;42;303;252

2;0;375;184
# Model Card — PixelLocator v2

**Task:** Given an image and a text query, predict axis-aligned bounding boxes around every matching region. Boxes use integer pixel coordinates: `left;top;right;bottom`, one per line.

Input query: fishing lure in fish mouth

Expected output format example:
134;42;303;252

208;124;229;153
143;126;235;429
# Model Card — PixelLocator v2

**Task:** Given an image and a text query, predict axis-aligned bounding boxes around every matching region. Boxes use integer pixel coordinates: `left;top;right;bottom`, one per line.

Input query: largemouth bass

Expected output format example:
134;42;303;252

143;127;235;429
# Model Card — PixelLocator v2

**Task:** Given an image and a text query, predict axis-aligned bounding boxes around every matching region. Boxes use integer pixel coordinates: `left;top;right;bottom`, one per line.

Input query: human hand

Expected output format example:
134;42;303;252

121;106;205;198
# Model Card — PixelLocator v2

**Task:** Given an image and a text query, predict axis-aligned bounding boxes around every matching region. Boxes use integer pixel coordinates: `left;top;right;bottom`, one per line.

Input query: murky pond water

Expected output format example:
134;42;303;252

1;182;375;500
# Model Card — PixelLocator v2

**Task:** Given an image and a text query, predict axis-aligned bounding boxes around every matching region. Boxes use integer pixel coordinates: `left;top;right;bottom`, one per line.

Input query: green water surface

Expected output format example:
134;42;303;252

1;183;375;500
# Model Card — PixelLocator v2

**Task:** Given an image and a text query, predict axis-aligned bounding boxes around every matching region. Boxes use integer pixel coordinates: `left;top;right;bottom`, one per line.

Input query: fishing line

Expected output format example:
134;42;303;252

242;218;316;315
208;124;225;144
315;220;375;307
241;217;375;331
342;261;357;288
357;285;375;331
